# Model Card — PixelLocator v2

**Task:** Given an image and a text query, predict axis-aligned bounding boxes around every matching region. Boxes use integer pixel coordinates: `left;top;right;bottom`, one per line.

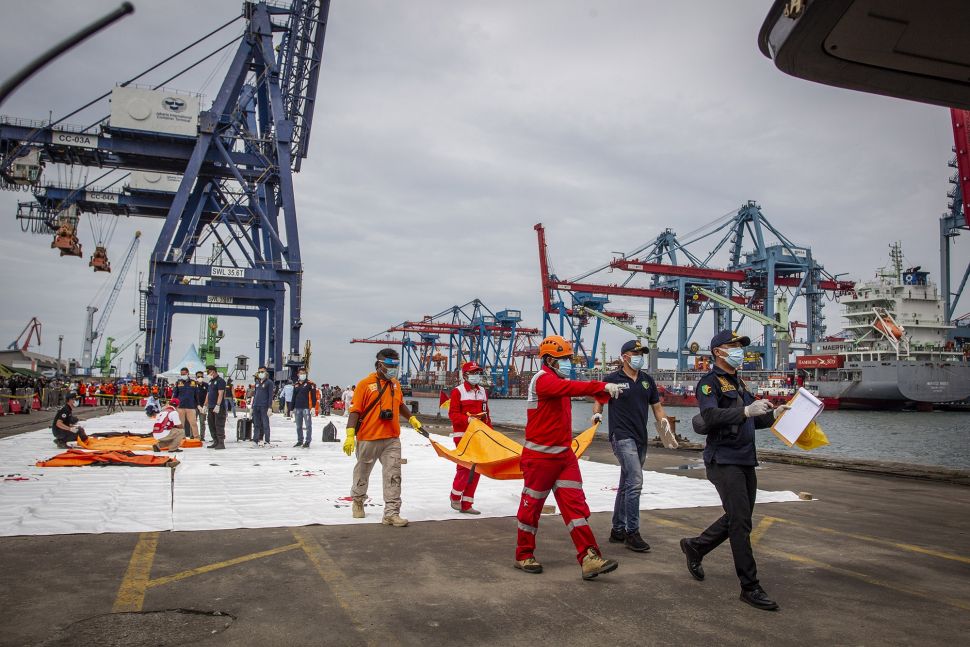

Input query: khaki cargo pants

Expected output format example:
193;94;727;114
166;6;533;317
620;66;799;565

351;437;402;517
178;407;199;439
156;428;185;451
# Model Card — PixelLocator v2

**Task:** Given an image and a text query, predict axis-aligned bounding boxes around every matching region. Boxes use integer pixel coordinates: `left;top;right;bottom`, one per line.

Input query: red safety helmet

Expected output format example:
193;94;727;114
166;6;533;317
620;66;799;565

461;361;482;374
538;335;573;359
169;397;180;407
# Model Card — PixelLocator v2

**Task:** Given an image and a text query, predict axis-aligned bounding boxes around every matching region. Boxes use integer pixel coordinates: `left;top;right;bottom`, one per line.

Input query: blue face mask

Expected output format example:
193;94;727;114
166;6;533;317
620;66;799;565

628;354;644;370
556;359;573;376
721;347;744;369
384;367;400;380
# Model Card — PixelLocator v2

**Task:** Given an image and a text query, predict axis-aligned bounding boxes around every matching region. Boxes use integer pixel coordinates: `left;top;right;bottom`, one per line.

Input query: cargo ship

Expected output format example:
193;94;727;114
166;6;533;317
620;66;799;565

801;245;970;410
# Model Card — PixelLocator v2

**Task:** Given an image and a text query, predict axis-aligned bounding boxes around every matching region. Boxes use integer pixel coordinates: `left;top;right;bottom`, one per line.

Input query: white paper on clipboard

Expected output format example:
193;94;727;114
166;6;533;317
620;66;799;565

770;387;824;447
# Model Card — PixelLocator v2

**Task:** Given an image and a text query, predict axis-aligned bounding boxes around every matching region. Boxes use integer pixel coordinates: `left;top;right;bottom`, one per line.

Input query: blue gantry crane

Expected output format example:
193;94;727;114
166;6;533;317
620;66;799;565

536;202;855;371
0;1;332;379
352;300;542;396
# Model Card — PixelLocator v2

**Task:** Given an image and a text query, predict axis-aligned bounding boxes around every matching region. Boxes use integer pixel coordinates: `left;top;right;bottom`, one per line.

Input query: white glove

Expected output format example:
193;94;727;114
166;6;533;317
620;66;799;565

604;383;623;398
591;412;603;424
656;417;678;449
773;404;792;419
743;399;773;418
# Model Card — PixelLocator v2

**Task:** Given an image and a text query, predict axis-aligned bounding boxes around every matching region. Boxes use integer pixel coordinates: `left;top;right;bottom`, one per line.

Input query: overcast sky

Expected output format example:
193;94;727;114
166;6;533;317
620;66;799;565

0;0;963;385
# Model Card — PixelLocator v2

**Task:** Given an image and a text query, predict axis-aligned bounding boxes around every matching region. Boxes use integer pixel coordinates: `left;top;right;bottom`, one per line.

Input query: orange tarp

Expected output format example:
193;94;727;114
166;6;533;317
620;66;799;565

78;433;201;451
36;449;179;468
430;418;599;480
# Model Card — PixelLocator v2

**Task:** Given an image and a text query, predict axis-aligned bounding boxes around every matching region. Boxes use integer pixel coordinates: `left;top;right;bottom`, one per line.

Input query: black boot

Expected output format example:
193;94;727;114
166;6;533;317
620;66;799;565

212;442;226;450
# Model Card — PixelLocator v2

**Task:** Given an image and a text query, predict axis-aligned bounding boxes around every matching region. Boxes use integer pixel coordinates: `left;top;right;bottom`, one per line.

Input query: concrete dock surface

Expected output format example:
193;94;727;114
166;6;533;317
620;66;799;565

1;413;968;646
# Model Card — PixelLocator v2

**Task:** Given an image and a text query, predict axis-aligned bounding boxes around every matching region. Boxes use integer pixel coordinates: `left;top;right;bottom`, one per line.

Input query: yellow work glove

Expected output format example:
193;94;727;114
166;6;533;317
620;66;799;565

343;428;356;456
409;415;429;437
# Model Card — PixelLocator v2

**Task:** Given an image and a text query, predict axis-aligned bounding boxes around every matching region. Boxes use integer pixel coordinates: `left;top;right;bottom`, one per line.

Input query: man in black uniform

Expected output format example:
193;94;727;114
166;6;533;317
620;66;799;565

172;367;199;440
205;365;228;449
51;392;88;448
195;371;208;442
679;330;788;611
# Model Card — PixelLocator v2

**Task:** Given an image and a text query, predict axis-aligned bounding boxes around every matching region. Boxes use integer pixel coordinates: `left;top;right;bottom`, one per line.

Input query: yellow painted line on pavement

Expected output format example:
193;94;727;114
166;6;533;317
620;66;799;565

113;532;159;612
650;515;970;613
749;517;775;547
766;516;970;565
291;527;394;647
760;545;970;612
147;543;300;588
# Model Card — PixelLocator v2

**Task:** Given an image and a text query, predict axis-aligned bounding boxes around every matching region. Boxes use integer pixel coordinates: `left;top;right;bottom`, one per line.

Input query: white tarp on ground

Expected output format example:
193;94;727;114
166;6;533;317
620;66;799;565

0;410;802;536
0;414;172;537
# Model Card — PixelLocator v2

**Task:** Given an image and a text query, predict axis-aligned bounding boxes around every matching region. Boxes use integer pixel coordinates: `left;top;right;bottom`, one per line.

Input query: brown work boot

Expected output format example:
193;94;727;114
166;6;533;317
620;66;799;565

352;499;365;519
382;514;409;527
581;548;618;580
514;557;543;574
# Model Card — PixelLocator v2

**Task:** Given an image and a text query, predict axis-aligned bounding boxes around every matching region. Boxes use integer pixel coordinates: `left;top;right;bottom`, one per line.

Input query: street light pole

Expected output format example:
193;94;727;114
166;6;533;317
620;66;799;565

57;335;64;376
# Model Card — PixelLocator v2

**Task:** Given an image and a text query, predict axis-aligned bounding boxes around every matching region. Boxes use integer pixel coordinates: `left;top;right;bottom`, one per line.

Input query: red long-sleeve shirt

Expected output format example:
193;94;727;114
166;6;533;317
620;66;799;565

448;381;491;437
524;365;609;457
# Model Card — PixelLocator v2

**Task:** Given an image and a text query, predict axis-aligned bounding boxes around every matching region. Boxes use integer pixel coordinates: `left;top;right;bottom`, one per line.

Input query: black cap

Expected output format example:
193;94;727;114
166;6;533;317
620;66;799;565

620;339;647;354
206;365;217;371
67;391;78;401
710;330;751;353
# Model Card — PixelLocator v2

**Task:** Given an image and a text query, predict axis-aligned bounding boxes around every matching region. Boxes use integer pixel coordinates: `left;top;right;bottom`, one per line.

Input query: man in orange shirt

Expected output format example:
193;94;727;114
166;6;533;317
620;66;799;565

343;348;426;527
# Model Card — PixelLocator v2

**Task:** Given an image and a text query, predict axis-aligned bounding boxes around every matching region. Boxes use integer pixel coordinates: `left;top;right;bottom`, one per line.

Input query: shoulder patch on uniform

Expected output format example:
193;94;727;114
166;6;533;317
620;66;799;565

642;381;651;390
700;384;712;396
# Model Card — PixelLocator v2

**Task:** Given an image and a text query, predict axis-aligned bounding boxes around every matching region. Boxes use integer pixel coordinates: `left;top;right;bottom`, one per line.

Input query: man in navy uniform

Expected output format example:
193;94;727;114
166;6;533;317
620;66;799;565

172;367;199;439
205;365;228;450
591;339;674;553
679;330;788;611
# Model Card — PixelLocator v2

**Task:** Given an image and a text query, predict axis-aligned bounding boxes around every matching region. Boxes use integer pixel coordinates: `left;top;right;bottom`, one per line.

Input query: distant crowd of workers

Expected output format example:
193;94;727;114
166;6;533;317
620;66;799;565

50;328;788;610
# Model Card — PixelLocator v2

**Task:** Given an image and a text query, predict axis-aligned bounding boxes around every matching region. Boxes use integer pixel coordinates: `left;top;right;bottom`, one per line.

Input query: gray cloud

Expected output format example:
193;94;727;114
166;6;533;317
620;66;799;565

1;0;964;384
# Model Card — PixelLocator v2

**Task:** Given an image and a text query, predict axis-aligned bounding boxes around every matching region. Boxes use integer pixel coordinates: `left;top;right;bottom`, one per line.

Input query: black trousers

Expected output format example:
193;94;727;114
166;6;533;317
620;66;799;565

207;407;227;442
693;462;759;590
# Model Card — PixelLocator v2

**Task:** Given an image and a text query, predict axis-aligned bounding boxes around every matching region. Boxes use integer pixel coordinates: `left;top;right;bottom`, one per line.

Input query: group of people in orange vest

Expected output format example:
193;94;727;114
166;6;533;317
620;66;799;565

76;381;173;404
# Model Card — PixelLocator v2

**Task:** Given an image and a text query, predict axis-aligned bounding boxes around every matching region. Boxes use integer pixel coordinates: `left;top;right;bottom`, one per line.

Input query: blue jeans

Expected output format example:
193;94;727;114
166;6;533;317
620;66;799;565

611;438;647;534
294;408;313;445
252;405;271;443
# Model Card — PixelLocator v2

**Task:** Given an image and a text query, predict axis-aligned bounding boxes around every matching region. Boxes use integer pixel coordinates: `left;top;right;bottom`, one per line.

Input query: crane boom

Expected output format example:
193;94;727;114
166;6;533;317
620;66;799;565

82;231;141;370
691;286;789;336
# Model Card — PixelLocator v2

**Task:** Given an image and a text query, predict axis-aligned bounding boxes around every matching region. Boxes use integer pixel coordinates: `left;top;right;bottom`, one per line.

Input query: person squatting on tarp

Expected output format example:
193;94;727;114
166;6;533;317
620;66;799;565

343;348;426;528
515;335;624;581
251;366;274;446
205;365;228;450
591;339;674;554
172;367;200;439
292;368;318;448
51;392;88;448
151;397;185;453
144;394;160;417
447;361;491;515
680;330;791;611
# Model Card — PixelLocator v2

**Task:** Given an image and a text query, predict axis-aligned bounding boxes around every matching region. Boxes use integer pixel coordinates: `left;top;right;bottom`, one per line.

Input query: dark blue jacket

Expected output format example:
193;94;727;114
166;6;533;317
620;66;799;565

206;376;227;410
696;366;774;466
252;378;274;408
172;377;198;409
292;381;317;409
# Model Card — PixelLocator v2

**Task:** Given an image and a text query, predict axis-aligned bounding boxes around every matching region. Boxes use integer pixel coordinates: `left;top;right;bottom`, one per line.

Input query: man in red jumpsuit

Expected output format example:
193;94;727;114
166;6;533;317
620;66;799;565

515;334;623;580
448;361;491;514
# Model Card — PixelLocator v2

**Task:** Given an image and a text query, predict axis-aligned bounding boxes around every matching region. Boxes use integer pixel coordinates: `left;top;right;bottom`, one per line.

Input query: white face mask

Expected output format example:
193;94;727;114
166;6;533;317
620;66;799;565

258;371;267;379
467;374;482;386
298;374;307;381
